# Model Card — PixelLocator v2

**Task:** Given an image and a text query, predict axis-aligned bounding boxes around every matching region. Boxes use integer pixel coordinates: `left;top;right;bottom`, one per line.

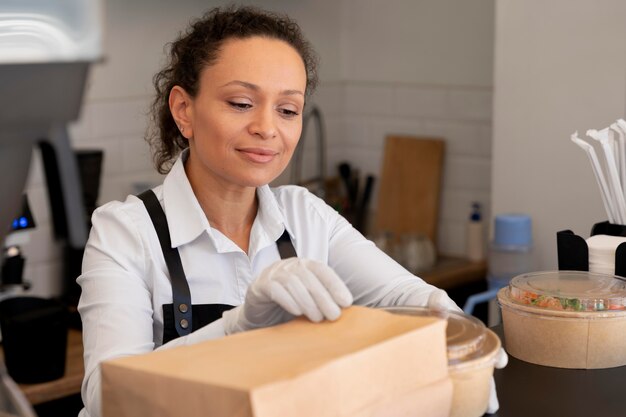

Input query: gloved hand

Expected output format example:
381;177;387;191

486;348;508;414
427;288;508;415
222;258;353;335
426;288;464;313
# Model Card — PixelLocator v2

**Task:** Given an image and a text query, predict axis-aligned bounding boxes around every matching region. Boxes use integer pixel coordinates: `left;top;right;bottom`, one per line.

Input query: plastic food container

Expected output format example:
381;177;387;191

498;270;626;369
382;307;500;417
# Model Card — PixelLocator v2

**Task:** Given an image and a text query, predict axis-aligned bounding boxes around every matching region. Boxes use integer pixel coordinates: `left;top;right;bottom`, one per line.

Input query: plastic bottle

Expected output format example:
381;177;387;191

463;213;534;326
488;214;534;289
466;202;485;262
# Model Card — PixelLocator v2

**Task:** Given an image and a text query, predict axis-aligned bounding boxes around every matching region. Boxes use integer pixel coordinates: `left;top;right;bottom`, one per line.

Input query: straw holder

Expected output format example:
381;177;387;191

557;221;626;276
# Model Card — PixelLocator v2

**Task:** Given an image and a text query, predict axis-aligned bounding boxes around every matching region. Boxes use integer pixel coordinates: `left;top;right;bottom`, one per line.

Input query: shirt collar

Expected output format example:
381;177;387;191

162;150;210;248
255;184;292;243
162;149;293;249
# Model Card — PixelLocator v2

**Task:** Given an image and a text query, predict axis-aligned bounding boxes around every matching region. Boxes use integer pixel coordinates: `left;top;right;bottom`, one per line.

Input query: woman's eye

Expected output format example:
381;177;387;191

279;108;300;118
228;101;252;110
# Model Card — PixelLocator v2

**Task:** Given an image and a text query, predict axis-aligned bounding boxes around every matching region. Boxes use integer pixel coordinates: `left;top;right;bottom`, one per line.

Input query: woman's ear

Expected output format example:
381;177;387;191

169;86;193;138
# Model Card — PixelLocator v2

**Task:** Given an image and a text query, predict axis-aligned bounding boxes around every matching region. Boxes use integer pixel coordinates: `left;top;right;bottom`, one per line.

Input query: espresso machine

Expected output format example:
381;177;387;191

0;2;103;414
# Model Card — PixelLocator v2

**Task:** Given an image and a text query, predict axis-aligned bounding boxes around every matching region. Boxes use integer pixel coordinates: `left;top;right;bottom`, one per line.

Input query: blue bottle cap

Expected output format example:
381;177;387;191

470;202;482;222
494;214;532;248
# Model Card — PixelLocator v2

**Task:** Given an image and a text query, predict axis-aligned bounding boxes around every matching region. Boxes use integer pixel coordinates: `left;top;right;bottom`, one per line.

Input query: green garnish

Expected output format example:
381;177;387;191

566;298;582;311
531;295;543;305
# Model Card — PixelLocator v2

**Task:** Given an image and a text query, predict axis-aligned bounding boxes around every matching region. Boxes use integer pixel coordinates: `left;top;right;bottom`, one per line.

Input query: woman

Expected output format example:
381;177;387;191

77;6;501;417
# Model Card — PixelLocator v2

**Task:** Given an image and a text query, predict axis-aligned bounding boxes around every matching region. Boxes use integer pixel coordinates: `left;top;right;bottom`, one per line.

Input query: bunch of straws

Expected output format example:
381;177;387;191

571;119;626;224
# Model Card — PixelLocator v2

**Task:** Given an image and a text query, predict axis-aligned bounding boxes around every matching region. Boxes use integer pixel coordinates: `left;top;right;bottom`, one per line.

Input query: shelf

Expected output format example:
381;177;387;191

419;256;487;290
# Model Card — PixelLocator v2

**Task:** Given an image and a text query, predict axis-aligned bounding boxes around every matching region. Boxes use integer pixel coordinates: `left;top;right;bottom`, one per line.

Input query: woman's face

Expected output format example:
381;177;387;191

177;36;307;192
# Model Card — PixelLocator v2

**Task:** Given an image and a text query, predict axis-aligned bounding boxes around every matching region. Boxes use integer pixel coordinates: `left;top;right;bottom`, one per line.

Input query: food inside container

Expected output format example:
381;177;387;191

498;270;626;369
509;270;626;311
382;307;500;417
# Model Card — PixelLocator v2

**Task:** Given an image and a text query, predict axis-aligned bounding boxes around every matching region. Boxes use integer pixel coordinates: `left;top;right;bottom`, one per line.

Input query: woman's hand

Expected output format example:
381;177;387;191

486;347;508;414
426;289;508;415
426;288;464;313
426;289;509;414
222;258;353;334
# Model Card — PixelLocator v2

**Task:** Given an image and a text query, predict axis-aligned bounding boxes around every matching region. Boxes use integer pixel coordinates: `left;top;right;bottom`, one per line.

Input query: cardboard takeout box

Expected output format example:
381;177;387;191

102;306;452;417
498;271;626;369
382;306;501;417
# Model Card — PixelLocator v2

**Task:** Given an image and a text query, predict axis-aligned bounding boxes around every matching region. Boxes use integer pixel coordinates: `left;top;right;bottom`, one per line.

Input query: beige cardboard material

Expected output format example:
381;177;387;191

102;306;451;417
379;306;501;417
449;329;500;417
352;378;452;417
498;288;626;369
450;365;493;417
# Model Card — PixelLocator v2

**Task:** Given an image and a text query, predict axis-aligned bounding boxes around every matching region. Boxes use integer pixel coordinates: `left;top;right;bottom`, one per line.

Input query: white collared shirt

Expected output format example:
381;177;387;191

77;150;445;417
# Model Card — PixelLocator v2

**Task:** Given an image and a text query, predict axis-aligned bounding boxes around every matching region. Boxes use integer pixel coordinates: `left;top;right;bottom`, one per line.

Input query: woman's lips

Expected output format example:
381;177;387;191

237;148;278;163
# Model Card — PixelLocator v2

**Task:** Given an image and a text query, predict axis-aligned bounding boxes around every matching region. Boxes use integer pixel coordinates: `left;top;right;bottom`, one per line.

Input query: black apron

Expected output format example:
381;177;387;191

138;189;297;344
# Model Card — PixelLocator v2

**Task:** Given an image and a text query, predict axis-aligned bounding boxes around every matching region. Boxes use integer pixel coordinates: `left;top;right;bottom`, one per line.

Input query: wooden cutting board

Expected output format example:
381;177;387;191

375;136;445;245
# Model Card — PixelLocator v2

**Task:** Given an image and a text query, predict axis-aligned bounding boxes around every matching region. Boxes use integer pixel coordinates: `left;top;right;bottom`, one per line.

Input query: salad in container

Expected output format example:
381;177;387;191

498;270;626;369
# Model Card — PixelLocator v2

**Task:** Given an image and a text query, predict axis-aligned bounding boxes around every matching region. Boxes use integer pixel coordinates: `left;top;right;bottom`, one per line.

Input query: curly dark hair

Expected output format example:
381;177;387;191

146;5;319;174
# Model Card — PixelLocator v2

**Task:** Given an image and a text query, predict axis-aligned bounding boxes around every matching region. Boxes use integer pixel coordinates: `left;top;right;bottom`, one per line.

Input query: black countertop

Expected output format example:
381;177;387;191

489;325;626;417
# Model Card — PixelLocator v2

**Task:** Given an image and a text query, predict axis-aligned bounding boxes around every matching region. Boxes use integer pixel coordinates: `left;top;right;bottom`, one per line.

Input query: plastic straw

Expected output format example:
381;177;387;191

571;132;617;223
608;128;620;180
610;122;626;196
587;128;626;224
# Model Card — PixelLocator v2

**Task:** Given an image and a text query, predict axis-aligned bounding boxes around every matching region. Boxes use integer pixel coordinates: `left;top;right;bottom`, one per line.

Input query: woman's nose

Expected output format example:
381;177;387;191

248;108;277;139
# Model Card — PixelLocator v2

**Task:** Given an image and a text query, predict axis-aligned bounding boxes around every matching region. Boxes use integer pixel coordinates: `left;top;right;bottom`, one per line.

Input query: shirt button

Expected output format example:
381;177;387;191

180;319;189;329
179;303;189;313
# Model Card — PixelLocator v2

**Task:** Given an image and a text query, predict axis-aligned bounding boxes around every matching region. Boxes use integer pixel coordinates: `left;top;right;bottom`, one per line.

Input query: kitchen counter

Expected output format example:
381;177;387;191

490;325;626;417
12;309;626;417
0;329;83;405
420;256;487;289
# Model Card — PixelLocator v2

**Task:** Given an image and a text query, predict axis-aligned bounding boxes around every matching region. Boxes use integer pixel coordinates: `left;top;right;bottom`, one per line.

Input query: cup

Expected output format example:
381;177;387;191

0;297;68;383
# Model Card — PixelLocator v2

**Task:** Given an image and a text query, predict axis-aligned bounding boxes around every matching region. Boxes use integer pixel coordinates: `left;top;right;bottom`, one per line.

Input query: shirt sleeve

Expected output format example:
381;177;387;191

77;202;226;417
317;199;448;308
77;202;155;417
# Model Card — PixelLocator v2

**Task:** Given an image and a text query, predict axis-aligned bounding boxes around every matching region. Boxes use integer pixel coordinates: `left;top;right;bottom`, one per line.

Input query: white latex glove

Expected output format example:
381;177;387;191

426;288;464;313
222;258;353;335
486;348;509;414
426;289;508;415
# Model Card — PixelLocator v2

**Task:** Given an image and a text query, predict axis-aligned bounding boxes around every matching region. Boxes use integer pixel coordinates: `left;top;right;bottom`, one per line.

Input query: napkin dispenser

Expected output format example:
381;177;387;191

557;221;626;276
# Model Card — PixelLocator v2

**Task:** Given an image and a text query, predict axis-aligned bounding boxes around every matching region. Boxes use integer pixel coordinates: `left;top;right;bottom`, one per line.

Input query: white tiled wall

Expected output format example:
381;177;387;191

320;82;493;256
20;95;163;297
12;0;494;297
72;97;164;203
20;85;491;296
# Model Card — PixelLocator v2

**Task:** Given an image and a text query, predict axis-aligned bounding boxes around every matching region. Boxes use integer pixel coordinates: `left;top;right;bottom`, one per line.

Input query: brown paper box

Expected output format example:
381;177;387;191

499;288;626;369
102;306;451;417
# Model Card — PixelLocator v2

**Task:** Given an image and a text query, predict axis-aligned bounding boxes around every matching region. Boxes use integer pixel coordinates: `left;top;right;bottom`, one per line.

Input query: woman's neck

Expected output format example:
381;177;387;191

184;160;258;254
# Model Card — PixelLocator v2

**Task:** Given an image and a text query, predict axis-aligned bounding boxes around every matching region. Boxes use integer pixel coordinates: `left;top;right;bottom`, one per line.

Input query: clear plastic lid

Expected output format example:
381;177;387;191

381;306;490;365
509;271;626;312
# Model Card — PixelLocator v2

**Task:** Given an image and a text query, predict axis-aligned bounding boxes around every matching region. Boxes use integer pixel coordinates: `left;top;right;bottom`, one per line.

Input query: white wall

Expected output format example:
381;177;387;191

20;0;495;297
492;0;626;270
335;0;494;255
340;0;494;87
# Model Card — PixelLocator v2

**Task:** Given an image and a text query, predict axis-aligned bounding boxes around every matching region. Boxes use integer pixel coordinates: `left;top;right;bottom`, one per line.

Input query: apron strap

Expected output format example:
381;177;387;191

138;190;193;337
277;229;297;258
161;303;235;345
139;189;298;343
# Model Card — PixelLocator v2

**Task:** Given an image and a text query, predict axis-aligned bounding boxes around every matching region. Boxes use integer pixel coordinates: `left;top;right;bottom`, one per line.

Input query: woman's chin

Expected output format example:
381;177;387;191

240;167;287;188
237;175;277;189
